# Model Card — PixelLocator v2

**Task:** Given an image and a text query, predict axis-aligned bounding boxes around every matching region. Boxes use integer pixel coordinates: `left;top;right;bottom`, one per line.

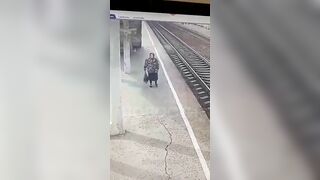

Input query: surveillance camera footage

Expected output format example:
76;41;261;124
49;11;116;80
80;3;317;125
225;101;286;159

0;0;319;180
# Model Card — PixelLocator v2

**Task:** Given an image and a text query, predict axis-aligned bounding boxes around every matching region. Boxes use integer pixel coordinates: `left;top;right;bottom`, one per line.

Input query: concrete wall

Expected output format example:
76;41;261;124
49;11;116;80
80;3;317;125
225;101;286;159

110;20;124;135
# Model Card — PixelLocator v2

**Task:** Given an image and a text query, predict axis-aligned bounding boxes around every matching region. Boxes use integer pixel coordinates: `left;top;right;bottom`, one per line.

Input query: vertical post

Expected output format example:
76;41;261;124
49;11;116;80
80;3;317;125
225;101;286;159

110;19;125;135
123;20;131;74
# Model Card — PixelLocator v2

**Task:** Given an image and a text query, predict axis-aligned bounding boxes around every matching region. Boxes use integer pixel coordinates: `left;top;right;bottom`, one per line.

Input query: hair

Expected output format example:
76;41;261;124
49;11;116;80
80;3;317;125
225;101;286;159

149;53;155;57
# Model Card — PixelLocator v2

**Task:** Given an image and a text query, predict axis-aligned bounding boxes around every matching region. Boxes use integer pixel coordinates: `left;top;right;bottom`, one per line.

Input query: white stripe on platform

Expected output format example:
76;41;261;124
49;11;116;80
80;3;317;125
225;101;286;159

145;21;210;180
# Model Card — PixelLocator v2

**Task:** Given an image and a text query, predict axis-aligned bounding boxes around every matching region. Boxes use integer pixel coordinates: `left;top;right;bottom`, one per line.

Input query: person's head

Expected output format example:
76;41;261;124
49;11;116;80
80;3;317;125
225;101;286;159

149;53;155;58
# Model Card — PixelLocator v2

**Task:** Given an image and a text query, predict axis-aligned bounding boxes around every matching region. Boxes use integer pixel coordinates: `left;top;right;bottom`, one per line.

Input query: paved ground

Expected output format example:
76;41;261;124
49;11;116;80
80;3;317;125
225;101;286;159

110;21;210;180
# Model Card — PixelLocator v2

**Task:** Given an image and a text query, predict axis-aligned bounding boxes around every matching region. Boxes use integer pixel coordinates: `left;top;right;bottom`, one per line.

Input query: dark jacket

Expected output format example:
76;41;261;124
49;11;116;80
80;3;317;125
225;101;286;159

144;58;159;73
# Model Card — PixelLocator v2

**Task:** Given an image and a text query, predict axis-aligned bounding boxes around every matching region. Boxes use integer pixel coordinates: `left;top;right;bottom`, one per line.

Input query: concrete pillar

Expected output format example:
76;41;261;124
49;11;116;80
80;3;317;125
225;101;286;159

110;20;125;135
123;20;131;74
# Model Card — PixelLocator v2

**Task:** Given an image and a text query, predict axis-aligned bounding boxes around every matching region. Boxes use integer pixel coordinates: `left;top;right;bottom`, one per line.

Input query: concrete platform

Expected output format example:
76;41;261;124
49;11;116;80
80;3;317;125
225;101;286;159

111;21;210;180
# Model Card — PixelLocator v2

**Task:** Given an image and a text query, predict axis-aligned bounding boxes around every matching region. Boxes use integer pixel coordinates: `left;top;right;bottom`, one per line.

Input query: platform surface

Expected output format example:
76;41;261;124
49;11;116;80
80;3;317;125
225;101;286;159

111;21;210;180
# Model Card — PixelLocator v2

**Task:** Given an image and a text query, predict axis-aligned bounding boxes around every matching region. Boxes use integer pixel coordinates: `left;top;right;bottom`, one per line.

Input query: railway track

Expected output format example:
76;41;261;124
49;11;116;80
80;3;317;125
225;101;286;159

158;22;210;60
159;22;210;44
148;21;210;118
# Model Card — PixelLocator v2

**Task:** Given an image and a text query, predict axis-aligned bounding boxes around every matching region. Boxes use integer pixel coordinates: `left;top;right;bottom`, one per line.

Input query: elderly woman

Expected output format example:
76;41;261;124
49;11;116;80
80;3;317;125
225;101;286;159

144;53;160;87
